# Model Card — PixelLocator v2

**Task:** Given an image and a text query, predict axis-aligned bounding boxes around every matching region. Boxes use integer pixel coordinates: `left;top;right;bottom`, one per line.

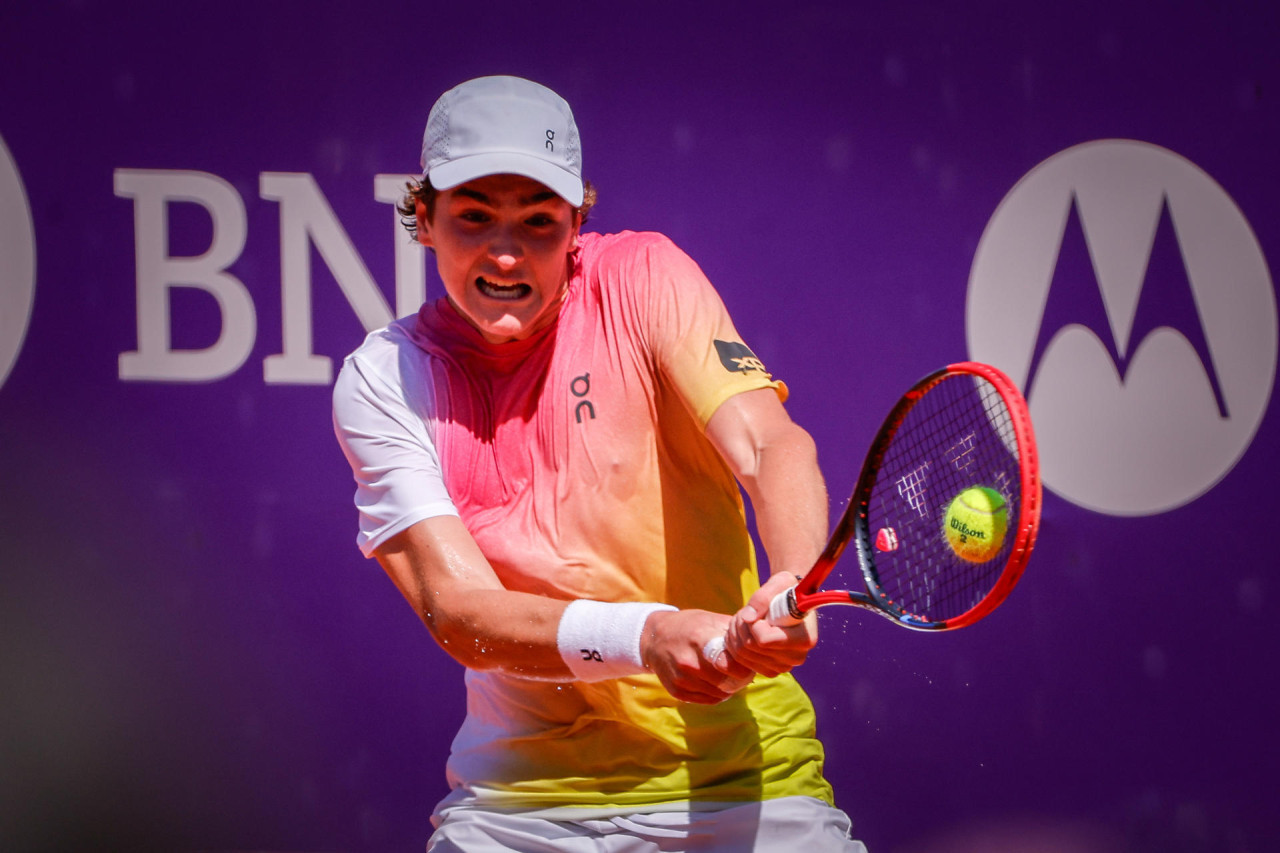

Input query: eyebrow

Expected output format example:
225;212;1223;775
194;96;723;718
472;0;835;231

452;187;560;206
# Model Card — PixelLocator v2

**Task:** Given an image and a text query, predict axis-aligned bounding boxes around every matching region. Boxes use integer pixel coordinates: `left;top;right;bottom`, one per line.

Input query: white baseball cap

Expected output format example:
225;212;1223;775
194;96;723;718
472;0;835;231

421;75;584;207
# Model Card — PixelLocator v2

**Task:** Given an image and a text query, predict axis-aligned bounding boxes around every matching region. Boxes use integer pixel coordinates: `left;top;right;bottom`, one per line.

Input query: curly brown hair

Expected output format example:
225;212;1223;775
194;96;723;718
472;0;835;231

396;177;598;240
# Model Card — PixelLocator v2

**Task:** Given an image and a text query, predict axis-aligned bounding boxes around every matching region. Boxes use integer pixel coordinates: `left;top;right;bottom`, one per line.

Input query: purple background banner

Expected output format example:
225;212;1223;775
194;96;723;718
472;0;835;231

2;2;1277;851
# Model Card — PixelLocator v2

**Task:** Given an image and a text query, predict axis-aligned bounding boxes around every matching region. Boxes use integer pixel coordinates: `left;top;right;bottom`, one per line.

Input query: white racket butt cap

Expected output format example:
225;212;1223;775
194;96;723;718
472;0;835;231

769;586;803;626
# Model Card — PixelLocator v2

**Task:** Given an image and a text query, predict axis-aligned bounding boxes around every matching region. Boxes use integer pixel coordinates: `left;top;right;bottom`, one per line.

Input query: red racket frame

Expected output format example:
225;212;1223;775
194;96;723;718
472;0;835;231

787;361;1041;631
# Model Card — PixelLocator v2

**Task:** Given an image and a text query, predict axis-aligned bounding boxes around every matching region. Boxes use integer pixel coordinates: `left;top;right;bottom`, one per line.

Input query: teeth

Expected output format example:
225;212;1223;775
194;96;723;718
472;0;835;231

476;277;531;301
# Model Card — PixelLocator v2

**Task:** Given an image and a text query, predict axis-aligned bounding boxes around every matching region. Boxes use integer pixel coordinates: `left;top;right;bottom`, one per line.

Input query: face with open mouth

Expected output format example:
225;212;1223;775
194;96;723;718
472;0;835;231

418;174;581;344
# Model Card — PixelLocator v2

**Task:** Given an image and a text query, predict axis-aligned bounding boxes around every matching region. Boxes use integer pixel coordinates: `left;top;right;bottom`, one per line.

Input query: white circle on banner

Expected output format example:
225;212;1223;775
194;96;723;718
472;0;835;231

0;133;36;390
967;140;1277;516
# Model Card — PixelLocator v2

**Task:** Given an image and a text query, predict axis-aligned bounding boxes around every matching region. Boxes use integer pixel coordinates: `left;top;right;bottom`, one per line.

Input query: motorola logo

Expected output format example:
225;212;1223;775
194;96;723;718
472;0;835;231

0;134;36;391
967;140;1277;516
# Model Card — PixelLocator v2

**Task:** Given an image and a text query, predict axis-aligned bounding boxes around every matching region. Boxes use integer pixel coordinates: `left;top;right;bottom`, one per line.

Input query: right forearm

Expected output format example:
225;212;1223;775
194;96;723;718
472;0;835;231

376;517;574;677
375;516;752;699
425;587;573;677
430;593;682;684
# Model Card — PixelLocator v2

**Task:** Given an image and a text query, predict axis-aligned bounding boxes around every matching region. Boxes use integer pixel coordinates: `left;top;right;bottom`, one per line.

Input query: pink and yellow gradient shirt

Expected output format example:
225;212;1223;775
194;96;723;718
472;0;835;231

334;231;832;815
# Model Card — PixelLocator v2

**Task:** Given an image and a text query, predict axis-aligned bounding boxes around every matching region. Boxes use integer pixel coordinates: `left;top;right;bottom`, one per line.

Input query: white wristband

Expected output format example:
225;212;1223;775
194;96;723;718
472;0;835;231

556;600;677;682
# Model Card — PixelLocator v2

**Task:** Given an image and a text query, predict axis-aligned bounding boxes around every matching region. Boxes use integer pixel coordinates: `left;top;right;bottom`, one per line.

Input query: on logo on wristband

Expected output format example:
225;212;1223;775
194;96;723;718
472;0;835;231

558;600;675;682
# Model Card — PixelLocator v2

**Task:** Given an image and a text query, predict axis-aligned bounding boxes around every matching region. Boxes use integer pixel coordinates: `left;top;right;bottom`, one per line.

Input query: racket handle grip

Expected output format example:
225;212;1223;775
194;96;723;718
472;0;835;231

702;635;727;663
768;586;804;627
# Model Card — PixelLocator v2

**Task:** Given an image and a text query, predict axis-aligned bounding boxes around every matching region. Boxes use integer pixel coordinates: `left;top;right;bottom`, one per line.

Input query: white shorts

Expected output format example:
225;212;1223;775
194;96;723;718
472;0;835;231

426;796;867;852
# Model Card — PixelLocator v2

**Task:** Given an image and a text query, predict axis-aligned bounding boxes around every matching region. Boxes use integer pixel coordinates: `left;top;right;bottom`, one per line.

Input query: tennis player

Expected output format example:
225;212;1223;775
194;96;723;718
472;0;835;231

333;75;865;852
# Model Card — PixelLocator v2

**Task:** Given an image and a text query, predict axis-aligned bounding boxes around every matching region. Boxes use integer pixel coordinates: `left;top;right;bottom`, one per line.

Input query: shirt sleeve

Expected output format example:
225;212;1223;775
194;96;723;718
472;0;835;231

633;234;787;425
332;340;458;558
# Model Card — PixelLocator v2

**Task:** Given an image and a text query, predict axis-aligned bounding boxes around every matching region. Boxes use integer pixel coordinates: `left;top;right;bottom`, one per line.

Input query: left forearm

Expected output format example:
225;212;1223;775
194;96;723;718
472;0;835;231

738;421;829;579
705;388;829;579
706;389;826;674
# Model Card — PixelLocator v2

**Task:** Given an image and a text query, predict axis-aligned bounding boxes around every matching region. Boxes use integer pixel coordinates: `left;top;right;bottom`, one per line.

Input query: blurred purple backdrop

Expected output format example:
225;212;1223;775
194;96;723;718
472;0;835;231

2;2;1277;851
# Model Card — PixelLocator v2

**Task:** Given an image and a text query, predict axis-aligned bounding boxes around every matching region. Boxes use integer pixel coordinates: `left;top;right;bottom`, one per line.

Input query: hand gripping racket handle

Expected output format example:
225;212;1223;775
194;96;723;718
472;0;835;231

701;586;804;664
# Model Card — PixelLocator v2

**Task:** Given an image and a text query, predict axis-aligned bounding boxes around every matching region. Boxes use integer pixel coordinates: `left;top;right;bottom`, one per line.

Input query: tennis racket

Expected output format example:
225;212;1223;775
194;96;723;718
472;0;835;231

706;361;1040;660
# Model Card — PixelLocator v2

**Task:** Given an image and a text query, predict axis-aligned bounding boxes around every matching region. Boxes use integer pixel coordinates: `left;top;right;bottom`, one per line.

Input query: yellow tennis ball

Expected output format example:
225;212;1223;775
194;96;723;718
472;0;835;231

944;487;1008;563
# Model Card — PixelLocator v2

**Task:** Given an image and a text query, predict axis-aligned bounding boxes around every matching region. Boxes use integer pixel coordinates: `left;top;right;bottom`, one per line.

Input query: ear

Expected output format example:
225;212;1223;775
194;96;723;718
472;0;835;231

415;199;433;249
568;210;582;251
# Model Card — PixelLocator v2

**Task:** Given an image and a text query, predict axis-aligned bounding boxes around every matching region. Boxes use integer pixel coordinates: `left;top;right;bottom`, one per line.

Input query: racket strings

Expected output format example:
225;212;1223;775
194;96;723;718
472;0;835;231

864;375;1023;623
